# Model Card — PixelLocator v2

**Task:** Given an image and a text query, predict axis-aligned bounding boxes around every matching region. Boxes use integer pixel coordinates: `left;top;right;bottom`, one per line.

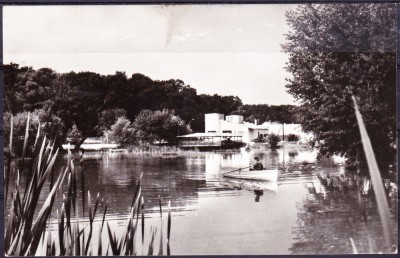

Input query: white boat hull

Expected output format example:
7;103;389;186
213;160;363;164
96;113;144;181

222;169;278;182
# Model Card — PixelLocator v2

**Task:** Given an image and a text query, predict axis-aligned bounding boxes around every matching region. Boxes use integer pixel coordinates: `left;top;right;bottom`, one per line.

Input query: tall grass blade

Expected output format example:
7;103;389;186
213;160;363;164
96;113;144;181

158;197;163;255
38;148;59;187
106;222;119;255
141;196;145;246
28;164;67;255
5;193;16;253
80;164;86;215
350;237;358;254
36;136;47;180
65;174;72;238
352;96;393;249
131;173;143;209
85;191;99;255
46;223;52;256
33;122;41;150
74;206;81;256
368;235;374;253
101;200;108;231
9;114;13;153
58;205;66;255
167;200;171;243
22;112;30;158
97;228;103;255
6;115;14;204
148;227;156;255
125;218;135;255
5;157;12;216
93;193;100;218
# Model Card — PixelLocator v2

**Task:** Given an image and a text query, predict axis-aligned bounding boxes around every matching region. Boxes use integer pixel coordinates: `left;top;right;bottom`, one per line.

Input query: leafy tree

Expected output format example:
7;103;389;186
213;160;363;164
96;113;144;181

4;63;29;113
8;67;58;112
134;109;192;143
106;117;137;144
98;108;128;133
3;109;65;156
61;71;108;135
233;104;298;124
282;4;396;173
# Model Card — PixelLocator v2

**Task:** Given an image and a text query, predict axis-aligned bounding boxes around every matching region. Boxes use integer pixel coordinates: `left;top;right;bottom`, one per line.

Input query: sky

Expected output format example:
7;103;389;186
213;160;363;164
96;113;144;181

4;4;297;105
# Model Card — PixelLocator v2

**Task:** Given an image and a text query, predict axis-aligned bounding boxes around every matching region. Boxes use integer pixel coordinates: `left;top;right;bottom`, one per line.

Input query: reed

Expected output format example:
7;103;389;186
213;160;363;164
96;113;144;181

352;96;394;252
4;115;172;256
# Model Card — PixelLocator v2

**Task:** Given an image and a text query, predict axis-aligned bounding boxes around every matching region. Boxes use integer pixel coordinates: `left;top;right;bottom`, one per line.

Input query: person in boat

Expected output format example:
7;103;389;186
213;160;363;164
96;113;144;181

250;157;264;171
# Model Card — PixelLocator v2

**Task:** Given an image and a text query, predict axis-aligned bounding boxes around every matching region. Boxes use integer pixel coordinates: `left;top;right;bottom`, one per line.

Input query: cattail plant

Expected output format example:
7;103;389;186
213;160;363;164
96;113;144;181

4;115;172;256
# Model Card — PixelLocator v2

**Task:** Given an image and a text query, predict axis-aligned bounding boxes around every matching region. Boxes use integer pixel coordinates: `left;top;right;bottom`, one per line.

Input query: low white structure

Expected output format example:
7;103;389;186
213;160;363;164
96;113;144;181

205;113;269;143
261;122;312;144
179;113;309;147
62;137;119;151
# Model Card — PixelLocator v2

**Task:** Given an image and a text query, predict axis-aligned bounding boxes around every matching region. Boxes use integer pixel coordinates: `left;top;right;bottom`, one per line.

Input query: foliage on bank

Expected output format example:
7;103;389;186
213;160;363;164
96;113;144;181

282;3;396;173
4;63;297;152
4;64;243;135
105;109;192;145
233;104;298;124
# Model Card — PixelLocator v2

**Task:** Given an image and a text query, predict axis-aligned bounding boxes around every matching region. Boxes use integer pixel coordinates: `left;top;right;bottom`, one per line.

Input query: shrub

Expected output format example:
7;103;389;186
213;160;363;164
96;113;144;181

287;134;299;142
268;133;280;149
134;109;192;144
106;116;137;144
97;108;128;133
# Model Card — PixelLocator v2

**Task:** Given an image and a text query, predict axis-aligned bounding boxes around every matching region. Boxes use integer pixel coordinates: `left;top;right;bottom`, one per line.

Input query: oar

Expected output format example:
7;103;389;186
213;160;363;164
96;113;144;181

222;166;251;175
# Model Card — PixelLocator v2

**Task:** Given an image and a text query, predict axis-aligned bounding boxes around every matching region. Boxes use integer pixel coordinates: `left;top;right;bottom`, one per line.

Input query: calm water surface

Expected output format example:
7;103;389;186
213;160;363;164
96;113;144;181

9;146;398;255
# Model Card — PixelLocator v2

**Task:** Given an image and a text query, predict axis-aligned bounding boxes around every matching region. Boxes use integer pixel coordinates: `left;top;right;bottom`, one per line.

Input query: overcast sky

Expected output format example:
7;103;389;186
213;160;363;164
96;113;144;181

4;4;297;105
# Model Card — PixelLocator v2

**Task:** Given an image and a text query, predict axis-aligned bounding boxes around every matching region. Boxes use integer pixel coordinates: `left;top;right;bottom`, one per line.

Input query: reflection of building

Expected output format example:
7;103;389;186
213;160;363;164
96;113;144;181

205;152;251;181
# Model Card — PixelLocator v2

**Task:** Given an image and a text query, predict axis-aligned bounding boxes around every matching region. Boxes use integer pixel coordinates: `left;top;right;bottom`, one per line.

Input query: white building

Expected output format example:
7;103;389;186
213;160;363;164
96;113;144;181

260;121;312;144
205;113;269;143
178;113;309;147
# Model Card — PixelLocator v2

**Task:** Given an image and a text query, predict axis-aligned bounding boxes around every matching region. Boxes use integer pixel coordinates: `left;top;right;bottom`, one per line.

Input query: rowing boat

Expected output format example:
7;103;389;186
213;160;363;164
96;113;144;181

222;169;278;182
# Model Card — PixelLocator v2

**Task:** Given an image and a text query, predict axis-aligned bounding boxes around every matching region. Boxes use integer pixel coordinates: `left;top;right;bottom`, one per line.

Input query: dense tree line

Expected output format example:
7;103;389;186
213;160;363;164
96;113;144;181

4;63;295;149
4;64;240;134
233;104;298;124
282;3;396;174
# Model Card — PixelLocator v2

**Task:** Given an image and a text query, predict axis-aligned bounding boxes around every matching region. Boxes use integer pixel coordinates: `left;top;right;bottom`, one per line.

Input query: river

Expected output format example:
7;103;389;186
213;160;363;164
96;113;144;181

7;145;398;255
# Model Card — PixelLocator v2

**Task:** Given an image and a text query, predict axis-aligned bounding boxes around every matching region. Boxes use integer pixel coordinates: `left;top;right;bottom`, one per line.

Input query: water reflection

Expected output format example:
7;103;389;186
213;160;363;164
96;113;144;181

290;176;397;254
254;190;263;202
6;147;397;255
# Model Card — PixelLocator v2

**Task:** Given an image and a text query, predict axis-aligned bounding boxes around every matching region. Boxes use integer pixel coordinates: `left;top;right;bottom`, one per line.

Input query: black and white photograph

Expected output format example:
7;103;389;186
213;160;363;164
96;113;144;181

3;3;398;255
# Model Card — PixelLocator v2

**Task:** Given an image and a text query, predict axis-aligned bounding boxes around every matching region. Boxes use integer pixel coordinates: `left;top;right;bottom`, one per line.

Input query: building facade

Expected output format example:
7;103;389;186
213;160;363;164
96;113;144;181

178;113;308;148
205;113;269;143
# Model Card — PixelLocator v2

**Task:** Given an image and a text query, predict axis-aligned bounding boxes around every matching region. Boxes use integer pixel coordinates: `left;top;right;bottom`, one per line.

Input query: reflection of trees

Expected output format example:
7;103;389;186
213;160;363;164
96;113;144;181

53;155;207;218
290;177;397;254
